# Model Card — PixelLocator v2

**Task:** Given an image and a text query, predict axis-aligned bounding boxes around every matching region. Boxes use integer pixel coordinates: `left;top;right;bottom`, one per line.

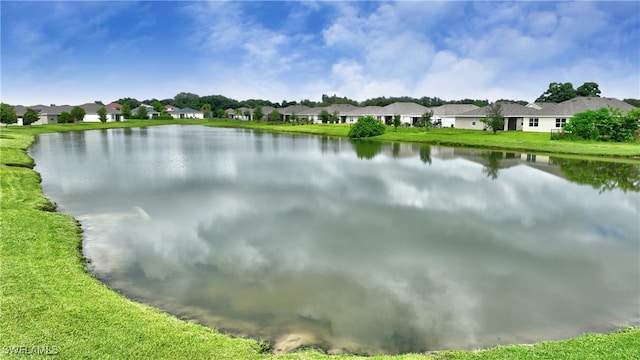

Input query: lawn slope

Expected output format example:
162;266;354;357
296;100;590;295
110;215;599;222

1;123;638;360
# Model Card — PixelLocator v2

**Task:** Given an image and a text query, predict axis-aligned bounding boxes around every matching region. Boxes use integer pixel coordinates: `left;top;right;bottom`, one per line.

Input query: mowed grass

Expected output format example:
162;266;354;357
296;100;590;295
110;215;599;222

204;121;640;160
1;122;639;359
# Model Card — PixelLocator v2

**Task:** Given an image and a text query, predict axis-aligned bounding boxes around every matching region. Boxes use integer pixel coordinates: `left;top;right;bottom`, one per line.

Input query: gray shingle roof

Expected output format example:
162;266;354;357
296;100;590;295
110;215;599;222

381;102;428;115
430;104;478;116
457;103;537;117
533;97;636;116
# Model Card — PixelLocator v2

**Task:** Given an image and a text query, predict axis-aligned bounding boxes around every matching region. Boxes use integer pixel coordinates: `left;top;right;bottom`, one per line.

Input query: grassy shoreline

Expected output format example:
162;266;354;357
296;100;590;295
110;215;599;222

1;121;639;359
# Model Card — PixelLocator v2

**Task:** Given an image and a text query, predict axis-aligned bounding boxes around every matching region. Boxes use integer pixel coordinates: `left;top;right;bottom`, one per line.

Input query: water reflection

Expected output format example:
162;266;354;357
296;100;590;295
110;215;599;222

552;158;640;193
351;140;383;160
30;126;640;355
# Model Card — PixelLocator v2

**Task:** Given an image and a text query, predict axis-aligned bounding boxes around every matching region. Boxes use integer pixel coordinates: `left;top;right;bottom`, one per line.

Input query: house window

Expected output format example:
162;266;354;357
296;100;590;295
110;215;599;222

555;118;566;128
529;118;539;127
472;120;476;126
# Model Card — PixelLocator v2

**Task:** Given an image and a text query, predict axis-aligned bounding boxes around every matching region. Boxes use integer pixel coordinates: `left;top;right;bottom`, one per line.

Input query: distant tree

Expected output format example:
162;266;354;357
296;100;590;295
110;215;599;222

94;100;104;106
234;108;241;119
270;109;280;122
121;104;131;118
201;104;212;118
97;107;108;123
536;82;577;103
321;93;358;106
481;103;504;134
0;103;18;127
173;92;201;109
623;98;640;108
253;106;264;121
421;110;434;131
116;97;141;109
290;112;298;125
393;114;401;131
137;106;148;120
70;106;86;123
319;109;331;124
22;108;39;126
58;111;71;124
348;116;386;139
496;99;528;106
151;101;163;112
215;109;226;118
243;109;251;120
576;82;601;97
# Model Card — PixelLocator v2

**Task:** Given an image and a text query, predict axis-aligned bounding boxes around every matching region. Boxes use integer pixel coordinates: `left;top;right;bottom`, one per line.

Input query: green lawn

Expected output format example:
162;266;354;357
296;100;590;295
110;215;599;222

1;121;639;359
201;120;640;160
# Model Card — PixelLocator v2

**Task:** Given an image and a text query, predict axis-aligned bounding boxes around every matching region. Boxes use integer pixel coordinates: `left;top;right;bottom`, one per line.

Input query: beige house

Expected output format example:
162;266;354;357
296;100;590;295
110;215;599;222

454;97;636;132
521;97;636;133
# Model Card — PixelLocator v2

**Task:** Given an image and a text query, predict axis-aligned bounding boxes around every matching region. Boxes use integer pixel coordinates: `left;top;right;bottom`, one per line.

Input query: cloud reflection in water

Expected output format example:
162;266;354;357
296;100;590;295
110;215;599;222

31;126;640;354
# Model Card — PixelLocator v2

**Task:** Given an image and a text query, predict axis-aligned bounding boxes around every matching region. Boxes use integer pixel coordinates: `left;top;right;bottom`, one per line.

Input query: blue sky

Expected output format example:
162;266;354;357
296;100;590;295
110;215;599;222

1;1;639;106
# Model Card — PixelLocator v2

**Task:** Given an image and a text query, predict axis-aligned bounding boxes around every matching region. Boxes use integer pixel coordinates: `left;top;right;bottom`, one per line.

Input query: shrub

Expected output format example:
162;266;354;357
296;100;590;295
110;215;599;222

348;116;386;139
563;109;603;140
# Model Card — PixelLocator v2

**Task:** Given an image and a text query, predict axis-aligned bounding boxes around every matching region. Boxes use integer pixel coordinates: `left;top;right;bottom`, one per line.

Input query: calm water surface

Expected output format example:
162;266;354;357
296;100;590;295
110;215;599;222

30;126;640;354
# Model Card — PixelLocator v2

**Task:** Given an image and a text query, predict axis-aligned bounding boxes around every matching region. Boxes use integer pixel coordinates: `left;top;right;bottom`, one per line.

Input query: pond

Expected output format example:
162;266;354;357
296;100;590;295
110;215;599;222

30;125;639;355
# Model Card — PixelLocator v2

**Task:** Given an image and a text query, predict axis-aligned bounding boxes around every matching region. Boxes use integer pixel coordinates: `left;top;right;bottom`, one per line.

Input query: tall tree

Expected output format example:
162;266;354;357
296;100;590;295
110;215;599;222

121;104;131;118
536;82;577;103
0;103;18;127
270;109;280;122
201;104;212;118
97;107;108;123
151;101;163;112
393;114;401;131
319;109;331;124
331;110;340;124
70;106;86;123
576;82;601;97
481;103;504;134
23;108;39;126
421;110;434;131
137;106;148;120
253;106;264;121
116;97;140;109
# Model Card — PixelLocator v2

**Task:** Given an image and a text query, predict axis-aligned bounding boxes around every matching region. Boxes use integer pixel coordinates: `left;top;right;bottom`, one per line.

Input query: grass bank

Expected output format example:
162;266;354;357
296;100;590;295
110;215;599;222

203;120;640;160
1;122;639;359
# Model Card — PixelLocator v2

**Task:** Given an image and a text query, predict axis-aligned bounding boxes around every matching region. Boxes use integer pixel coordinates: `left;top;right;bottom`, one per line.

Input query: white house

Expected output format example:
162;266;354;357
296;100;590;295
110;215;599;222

521;97;636;133
455;103;531;131
172;107;204;119
430;104;478;128
80;103;123;122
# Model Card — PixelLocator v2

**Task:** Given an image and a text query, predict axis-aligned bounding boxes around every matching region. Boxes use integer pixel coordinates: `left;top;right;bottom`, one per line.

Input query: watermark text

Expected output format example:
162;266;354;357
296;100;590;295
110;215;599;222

2;345;59;355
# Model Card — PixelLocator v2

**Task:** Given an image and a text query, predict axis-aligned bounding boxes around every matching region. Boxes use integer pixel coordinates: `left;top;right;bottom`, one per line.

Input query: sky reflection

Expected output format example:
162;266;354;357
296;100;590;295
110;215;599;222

30;126;640;354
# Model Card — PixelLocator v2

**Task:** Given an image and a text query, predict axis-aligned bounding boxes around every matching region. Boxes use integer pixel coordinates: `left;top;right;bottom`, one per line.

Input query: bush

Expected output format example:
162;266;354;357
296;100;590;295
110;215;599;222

348;116;386;139
563;109;603;140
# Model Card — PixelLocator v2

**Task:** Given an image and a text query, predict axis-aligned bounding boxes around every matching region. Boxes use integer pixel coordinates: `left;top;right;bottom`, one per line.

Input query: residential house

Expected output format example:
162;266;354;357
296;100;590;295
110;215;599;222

172;107;204;119
379;102;428;126
131;104;160;119
521;97;636;133
79;103;123;122
430;104;478;128
343;106;385;124
455;103;532;131
454;97;636;133
278;105;312;122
